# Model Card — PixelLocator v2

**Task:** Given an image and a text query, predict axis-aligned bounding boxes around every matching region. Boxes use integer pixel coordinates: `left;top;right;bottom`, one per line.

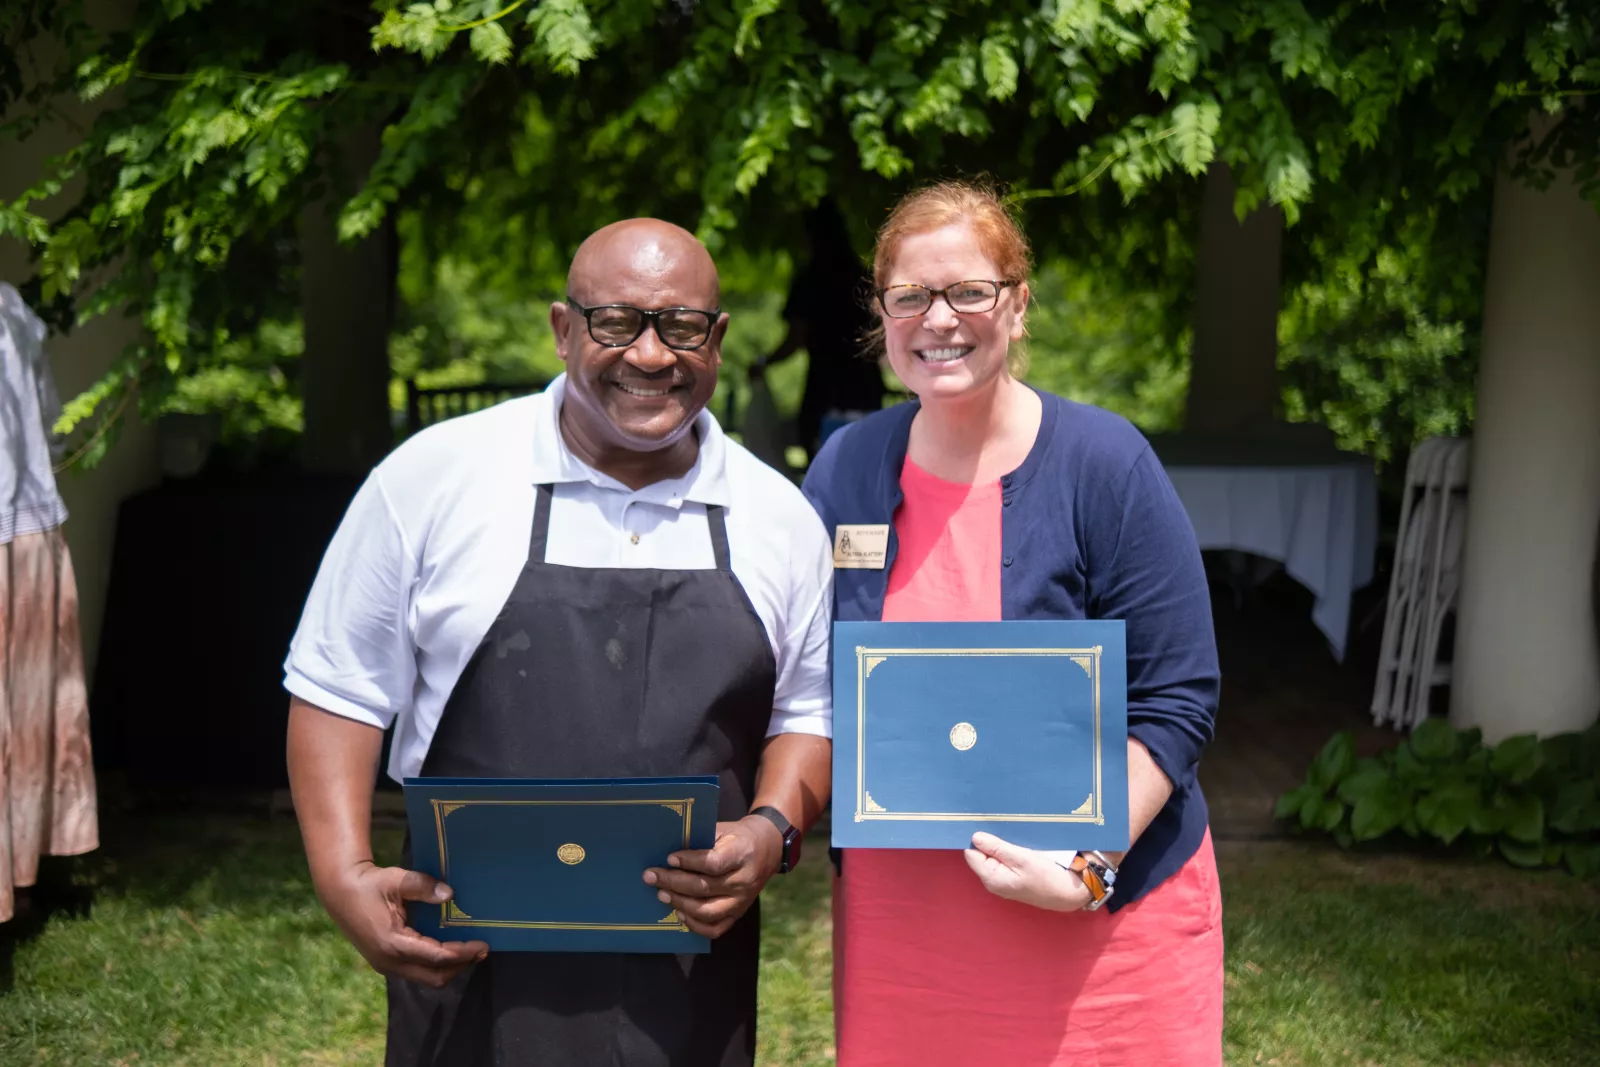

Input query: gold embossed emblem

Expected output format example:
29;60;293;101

949;722;977;751
556;843;586;865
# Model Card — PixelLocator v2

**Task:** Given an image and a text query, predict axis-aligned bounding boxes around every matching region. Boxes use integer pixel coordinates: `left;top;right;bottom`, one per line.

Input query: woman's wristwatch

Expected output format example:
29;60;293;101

1061;850;1118;910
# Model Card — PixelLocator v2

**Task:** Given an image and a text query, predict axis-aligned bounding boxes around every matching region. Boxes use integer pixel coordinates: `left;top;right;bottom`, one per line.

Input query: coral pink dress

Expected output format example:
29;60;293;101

832;457;1224;1066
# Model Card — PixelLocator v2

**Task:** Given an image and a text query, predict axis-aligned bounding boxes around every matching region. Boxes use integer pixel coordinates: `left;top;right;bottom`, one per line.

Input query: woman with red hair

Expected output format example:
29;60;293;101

803;181;1224;1065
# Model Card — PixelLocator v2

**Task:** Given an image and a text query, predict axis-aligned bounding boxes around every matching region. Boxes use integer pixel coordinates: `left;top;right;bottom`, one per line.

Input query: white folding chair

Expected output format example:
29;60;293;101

1402;440;1471;728
1372;437;1470;729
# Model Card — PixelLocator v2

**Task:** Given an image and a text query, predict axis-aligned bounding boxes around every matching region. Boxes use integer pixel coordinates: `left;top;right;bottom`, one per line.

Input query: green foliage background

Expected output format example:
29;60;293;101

2;1;1597;466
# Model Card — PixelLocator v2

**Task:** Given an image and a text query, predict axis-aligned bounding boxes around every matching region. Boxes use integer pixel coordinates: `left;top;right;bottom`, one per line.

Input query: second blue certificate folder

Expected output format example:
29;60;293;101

832;621;1128;852
402;776;719;953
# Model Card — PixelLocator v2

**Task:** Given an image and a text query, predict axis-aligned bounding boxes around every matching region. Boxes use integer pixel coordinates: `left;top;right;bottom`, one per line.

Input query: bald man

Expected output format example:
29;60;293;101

284;219;834;1066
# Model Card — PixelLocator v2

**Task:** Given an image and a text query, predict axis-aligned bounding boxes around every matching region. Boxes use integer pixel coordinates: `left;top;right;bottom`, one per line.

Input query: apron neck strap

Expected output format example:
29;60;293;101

531;482;555;559
706;504;731;572
531;483;733;572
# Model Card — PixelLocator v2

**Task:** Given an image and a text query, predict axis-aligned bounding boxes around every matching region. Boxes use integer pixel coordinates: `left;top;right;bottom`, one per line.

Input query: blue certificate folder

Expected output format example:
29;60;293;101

832;621;1129;851
401;776;719;953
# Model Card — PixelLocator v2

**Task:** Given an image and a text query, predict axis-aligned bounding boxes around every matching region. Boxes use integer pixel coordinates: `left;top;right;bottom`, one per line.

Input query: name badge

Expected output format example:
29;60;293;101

834;524;889;569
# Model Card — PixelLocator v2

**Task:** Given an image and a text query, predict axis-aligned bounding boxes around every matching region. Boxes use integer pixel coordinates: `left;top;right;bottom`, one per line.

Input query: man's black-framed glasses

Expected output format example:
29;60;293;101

565;297;719;350
876;279;1018;318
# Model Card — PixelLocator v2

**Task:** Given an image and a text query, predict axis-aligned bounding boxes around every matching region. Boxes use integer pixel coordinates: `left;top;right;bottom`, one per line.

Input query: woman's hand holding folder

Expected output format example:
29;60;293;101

963;833;1093;912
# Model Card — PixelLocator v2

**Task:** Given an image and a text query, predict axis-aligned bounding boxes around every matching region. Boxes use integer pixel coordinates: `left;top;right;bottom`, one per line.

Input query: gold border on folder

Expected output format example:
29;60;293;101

433;798;695;932
853;645;1106;826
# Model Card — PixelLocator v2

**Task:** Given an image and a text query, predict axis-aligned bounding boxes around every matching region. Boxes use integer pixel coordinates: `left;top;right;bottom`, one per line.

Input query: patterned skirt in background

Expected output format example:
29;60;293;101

0;527;98;923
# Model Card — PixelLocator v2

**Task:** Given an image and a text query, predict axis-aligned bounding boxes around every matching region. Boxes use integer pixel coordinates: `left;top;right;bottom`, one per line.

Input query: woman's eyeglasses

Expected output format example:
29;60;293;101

565;298;719;350
875;280;1019;318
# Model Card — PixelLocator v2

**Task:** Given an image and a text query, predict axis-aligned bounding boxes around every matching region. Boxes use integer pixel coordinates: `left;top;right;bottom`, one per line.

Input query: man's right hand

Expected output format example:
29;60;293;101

320;862;489;988
287;701;488;989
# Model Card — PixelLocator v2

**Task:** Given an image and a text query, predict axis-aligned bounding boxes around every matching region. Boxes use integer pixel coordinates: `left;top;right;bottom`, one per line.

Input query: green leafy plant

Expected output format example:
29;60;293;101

1275;717;1600;878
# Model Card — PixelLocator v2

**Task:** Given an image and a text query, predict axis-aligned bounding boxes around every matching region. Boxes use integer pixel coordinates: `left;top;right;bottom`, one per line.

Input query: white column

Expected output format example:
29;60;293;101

1184;162;1285;434
1450;124;1600;741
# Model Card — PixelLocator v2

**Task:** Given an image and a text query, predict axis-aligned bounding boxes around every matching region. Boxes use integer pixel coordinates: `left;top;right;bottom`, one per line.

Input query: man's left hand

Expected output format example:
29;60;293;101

643;816;783;938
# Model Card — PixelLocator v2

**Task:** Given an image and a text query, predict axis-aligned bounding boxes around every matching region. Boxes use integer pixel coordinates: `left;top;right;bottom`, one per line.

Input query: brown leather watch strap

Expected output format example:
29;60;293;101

1068;852;1111;906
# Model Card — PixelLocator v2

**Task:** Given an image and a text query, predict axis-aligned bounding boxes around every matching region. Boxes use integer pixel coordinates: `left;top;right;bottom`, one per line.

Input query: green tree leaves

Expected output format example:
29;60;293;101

338;63;477;241
734;0;784;58
980;34;1020;101
4;0;1598;466
524;0;600;75
469;22;514;66
1170;96;1221;175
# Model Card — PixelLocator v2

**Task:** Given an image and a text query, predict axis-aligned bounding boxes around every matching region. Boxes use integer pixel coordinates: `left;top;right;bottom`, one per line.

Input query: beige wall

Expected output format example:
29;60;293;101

1;0;160;681
1450;125;1600;741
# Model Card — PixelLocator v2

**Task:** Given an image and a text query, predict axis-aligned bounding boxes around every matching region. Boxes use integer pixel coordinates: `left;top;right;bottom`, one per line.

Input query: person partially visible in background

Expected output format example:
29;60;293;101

0;282;99;927
751;200;887;459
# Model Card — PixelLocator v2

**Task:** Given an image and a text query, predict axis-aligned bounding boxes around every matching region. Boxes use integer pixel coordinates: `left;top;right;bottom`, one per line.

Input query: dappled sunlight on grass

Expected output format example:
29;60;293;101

1219;840;1599;1066
2;816;1594;1065
1;815;390;1066
757;850;836;1065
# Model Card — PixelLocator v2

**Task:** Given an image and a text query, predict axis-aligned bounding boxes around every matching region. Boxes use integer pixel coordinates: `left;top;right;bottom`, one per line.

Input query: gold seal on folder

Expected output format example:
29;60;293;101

949;722;977;751
557;843;586;865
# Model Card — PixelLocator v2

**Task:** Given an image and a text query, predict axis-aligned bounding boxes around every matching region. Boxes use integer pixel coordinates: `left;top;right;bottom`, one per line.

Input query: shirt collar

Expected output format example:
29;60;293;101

527;373;732;509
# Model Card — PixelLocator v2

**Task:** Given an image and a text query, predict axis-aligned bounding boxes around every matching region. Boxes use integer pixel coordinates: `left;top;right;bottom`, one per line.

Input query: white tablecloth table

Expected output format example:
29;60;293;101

1146;434;1380;662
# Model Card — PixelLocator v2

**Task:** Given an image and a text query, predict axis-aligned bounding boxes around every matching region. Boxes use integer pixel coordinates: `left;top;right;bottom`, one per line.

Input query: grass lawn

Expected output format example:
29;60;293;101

2;810;1596;1066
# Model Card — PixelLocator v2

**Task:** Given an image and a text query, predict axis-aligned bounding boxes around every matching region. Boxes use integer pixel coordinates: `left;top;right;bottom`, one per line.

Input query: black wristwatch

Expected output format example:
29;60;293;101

748;805;802;873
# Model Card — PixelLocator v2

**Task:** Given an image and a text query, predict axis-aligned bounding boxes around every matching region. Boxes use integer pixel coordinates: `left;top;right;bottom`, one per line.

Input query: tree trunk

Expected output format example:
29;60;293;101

1183;163;1285;435
298;126;397;474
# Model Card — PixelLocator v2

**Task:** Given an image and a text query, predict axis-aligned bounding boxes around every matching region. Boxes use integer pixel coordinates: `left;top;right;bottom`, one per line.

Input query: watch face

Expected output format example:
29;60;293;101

784;827;802;871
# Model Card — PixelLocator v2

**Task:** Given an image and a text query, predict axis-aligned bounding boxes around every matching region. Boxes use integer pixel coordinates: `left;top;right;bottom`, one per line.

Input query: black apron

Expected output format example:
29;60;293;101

386;482;778;1067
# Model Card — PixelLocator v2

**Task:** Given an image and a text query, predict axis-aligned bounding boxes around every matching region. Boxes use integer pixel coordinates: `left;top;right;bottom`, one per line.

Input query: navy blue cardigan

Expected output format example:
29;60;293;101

802;389;1220;910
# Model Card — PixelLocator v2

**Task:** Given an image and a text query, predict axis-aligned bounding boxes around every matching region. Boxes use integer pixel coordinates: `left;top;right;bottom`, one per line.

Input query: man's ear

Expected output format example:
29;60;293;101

550;302;573;363
709;311;730;364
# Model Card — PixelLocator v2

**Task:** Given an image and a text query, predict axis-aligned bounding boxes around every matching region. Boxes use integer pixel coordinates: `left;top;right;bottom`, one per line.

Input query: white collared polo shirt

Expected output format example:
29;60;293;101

284;375;834;782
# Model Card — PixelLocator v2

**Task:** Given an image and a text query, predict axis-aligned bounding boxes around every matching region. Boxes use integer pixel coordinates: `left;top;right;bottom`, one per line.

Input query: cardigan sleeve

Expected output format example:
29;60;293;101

800;422;848;527
1093;445;1220;791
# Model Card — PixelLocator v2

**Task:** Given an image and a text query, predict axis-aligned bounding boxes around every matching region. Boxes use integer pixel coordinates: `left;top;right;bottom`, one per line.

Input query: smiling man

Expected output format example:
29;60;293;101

283;219;834;1067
